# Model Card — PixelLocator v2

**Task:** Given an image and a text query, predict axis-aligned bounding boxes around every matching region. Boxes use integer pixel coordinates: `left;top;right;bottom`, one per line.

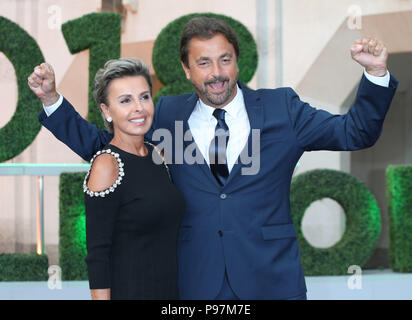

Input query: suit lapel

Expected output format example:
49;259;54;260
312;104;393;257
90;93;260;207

225;82;264;186
178;93;198;135
177;82;264;188
179;93;221;187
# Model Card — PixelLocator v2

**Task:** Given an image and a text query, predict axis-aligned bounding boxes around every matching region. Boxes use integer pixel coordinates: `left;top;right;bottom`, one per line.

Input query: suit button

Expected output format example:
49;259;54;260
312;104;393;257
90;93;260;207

220;193;227;199
218;230;223;237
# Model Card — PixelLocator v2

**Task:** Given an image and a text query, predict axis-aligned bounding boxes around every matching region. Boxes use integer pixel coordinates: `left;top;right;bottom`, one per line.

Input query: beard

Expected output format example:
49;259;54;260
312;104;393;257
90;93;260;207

192;76;237;107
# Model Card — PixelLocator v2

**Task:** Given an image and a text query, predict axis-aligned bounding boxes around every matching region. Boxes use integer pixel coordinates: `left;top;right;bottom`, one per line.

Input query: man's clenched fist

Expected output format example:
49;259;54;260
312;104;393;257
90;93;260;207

27;62;59;106
351;37;388;77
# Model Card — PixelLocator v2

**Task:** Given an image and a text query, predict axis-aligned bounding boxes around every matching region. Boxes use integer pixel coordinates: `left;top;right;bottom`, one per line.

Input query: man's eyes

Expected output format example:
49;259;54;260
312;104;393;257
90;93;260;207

197;58;232;66
198;61;210;66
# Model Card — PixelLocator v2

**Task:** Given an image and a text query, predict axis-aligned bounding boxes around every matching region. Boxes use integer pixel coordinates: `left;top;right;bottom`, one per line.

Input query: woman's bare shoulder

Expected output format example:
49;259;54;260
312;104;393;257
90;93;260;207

87;153;119;192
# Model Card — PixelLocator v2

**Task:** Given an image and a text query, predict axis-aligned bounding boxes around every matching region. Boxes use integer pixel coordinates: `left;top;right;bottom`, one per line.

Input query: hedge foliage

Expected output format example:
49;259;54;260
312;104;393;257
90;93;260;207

0;253;48;281
0;16;45;162
61;12;121;130
152;13;258;105
386;165;412;272
290;169;381;275
55;168;383;279
59;172;88;280
0;16;49;281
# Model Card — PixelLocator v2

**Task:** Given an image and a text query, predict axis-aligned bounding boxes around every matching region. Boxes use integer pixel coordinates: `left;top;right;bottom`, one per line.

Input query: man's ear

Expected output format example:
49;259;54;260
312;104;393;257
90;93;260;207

181;61;191;80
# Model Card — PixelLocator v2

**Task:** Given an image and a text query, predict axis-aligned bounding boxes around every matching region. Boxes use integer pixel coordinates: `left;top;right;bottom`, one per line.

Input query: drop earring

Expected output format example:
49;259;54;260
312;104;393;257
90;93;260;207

107;117;112;123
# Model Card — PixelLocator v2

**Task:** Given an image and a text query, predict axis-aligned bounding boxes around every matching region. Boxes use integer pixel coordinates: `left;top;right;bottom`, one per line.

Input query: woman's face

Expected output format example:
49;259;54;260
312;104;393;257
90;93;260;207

101;75;154;137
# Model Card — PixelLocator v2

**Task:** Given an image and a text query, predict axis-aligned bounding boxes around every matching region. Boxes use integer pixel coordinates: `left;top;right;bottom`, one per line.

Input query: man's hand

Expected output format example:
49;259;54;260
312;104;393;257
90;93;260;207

351;37;388;77
28;62;59;106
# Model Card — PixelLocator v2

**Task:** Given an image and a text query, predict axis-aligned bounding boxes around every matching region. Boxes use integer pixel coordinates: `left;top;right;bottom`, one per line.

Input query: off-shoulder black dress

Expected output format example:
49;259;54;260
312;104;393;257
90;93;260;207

83;142;184;300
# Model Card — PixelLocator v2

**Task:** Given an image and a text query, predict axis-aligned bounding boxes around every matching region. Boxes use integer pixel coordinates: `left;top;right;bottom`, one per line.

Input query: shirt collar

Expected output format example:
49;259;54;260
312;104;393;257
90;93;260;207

197;84;244;121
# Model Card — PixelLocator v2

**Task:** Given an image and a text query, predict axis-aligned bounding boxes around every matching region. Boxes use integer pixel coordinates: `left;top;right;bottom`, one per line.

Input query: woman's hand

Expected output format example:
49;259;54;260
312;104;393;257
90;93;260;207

91;289;111;300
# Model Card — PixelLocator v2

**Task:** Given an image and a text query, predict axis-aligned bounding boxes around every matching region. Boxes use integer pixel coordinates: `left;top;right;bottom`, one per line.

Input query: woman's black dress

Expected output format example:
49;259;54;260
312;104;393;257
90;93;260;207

83;143;184;299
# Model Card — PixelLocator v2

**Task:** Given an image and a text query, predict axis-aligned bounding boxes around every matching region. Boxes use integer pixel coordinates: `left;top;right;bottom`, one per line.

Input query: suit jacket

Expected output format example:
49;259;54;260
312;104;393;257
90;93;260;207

39;75;398;299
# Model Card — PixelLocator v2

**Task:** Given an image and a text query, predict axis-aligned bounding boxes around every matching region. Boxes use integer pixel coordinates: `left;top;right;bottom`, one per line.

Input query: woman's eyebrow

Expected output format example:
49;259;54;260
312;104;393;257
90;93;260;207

117;93;132;99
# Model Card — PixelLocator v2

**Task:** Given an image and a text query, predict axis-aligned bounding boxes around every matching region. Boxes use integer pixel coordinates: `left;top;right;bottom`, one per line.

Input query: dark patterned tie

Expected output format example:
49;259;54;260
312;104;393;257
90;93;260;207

209;109;230;186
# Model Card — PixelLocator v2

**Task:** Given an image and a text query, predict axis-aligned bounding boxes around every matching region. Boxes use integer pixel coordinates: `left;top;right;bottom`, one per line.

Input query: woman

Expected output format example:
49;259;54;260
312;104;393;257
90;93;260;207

30;58;184;300
85;58;184;300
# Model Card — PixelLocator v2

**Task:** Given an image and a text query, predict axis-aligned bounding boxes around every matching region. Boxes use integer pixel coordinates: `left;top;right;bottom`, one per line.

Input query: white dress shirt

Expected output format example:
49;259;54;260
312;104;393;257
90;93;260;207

43;92;63;116
188;84;250;172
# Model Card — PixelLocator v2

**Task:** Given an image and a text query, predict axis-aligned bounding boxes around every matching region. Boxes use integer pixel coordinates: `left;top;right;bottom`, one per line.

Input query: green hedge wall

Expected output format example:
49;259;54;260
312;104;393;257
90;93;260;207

0;13;120;161
290;169;381;275
152;13;258;105
57;169;383;279
59;172;88;280
62;12;121;130
386;165;412;272
0;254;48;281
0;16;45;162
0;16;49;282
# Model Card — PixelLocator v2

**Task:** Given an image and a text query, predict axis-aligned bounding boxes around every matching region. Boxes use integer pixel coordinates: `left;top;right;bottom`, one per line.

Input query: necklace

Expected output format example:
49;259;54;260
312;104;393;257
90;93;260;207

144;141;172;181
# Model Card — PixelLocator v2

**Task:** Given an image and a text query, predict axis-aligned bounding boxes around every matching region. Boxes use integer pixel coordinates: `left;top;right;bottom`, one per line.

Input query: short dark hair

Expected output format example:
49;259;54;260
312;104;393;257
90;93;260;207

180;17;240;68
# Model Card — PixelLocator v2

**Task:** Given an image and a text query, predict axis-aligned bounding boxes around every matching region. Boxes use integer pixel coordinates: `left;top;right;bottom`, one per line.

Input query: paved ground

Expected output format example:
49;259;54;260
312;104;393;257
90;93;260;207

0;269;411;300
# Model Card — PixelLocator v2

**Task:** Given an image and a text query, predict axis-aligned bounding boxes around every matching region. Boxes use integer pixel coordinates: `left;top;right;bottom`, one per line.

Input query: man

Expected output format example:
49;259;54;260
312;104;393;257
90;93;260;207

28;17;397;300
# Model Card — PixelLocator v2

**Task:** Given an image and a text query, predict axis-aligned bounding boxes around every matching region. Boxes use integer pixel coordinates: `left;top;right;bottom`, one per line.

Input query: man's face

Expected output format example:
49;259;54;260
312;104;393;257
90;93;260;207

182;33;239;108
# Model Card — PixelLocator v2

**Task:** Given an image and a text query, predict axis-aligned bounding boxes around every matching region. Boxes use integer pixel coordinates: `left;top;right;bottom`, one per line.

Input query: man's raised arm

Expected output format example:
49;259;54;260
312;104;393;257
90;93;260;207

287;37;398;152
28;63;112;161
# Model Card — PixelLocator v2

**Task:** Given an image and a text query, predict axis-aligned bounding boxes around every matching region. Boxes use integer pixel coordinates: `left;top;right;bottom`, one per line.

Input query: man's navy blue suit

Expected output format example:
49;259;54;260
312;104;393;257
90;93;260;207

39;75;398;299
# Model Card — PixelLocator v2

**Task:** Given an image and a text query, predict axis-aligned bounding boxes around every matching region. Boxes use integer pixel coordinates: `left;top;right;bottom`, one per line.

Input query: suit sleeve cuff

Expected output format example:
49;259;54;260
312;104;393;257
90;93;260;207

43;93;63;116
363;68;390;87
